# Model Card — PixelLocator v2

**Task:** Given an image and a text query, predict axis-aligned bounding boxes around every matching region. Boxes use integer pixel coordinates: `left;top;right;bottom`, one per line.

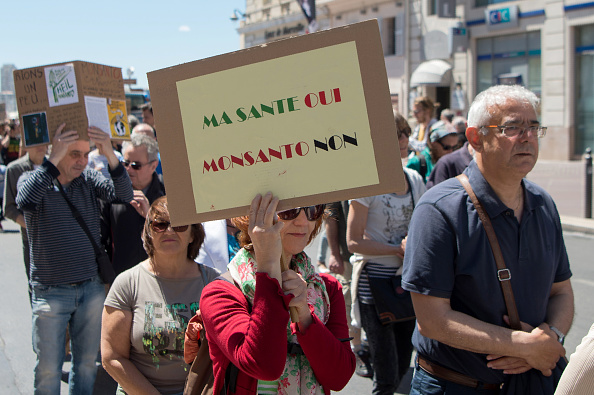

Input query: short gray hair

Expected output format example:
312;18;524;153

452;116;467;133
467;85;540;135
440;108;454;123
122;134;159;162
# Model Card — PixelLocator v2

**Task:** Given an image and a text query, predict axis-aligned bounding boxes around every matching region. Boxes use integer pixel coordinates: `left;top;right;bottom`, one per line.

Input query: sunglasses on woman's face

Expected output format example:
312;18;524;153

150;220;189;233
277;205;325;221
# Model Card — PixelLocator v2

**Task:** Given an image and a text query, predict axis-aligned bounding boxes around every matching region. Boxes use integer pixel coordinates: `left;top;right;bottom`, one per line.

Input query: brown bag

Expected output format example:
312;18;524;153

184;272;242;395
183;329;215;395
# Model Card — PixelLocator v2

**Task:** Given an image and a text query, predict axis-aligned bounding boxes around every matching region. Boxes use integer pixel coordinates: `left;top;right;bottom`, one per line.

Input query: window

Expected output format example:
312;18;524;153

383;17;396;55
575;25;594;155
281;3;290;15
381;15;405;57
429;0;437;15
476;32;541;95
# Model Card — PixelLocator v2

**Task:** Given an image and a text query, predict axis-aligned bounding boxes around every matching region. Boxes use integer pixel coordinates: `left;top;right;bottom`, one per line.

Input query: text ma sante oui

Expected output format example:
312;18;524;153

202;88;341;128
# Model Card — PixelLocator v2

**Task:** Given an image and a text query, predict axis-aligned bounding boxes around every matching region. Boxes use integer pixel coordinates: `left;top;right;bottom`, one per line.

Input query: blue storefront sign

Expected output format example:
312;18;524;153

485;5;519;30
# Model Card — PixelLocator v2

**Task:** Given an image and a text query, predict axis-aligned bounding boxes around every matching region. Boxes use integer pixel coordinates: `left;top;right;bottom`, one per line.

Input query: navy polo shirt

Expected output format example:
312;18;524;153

402;160;571;384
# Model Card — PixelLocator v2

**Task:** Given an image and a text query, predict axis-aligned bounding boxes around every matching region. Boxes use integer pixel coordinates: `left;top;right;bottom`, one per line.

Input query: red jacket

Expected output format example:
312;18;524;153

200;272;356;395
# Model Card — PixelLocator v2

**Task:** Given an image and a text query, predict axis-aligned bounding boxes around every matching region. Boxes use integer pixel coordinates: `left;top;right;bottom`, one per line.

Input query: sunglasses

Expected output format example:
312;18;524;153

398;128;411;139
436;141;457;151
123;160;153;170
277;205;325;221
150;220;189;233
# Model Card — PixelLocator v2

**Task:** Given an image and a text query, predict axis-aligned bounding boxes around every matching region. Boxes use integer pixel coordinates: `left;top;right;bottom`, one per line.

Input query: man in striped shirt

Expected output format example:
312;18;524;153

17;124;133;395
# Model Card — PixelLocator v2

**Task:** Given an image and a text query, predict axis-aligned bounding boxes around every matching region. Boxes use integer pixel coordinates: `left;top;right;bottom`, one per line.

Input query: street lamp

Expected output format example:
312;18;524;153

230;9;247;21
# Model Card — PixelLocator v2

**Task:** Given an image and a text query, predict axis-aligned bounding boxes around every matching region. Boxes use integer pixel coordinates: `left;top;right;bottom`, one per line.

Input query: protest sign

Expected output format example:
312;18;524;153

148;19;404;226
13;61;130;147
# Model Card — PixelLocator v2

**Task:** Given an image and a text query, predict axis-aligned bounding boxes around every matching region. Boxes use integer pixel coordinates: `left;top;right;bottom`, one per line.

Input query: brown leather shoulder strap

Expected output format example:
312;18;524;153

456;174;522;331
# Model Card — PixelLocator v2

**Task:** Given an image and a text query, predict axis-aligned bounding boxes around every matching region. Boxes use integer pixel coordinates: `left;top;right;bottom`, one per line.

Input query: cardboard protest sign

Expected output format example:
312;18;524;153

13;61;130;147
148;19;404;226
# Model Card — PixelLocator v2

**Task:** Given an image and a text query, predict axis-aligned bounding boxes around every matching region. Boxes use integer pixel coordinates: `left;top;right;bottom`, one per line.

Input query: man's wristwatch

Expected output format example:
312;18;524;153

549;326;565;345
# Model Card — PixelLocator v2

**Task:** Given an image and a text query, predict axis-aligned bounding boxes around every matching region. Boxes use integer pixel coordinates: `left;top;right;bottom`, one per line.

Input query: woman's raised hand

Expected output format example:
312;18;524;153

248;193;284;281
282;270;313;329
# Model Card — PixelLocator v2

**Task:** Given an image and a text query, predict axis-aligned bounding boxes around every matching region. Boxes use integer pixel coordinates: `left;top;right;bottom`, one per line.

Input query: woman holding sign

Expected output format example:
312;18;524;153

199;193;355;394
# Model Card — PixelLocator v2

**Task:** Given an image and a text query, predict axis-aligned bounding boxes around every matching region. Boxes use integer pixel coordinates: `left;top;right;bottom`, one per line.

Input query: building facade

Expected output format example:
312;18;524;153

236;0;594;160
1;64;18;118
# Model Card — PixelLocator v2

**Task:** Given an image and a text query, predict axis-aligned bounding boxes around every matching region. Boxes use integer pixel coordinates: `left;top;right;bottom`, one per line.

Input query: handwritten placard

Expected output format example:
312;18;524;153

148;20;404;226
13;61;128;146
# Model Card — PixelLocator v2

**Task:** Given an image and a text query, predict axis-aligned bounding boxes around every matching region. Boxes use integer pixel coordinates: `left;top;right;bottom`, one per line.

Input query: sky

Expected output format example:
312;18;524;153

3;0;247;90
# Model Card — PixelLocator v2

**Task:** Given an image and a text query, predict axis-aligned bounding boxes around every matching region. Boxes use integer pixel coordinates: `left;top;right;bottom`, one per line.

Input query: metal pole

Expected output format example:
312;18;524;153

586;148;592;219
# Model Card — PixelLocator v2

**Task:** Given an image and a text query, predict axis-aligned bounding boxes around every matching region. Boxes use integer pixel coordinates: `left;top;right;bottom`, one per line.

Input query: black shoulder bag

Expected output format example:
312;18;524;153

55;180;116;284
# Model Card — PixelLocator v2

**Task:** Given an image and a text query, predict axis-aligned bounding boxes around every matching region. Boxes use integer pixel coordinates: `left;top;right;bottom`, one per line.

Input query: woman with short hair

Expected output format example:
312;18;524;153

101;196;219;395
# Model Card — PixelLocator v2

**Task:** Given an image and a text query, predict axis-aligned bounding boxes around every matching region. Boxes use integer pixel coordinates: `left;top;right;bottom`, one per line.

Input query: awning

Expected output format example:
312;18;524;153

410;59;453;87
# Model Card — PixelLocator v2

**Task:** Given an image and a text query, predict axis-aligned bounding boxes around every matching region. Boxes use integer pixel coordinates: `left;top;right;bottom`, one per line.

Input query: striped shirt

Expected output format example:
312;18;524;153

358;262;399;304
17;159;133;286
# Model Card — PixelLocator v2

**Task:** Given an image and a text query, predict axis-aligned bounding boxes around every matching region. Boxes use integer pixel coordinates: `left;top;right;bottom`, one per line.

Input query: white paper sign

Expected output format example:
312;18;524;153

84;96;110;134
45;64;79;107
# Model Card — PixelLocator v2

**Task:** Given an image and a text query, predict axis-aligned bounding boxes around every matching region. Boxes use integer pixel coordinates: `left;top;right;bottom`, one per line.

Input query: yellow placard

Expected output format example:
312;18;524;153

177;41;378;213
108;99;130;139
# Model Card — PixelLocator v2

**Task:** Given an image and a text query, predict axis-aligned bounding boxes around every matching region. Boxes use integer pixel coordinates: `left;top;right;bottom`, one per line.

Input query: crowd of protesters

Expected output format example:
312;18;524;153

1;84;590;395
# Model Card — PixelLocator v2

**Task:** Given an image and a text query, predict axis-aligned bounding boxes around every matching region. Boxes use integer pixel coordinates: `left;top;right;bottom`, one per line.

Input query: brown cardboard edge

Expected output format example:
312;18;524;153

148;20;404;226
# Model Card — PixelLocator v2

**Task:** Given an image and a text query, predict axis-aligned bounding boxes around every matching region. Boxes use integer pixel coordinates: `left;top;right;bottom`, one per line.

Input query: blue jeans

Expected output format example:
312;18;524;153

359;302;416;395
410;361;501;395
31;275;105;395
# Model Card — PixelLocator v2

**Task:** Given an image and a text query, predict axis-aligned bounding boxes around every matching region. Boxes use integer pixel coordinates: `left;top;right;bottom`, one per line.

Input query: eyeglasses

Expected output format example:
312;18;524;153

436;140;457;151
481;125;547;138
398;128;411;139
150;220;189;233
122;160;154;170
277;205;325;221
413;110;422;115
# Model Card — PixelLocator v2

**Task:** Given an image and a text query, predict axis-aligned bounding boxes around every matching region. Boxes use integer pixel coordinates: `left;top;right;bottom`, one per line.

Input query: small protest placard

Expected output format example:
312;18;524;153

148;19;404;226
13;61;130;147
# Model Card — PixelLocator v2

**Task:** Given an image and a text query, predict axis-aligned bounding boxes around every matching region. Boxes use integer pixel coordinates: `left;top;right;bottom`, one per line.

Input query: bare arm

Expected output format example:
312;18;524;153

101;306;160;395
15;214;26;228
546;279;574;336
325;216;345;275
88;127;120;170
3;163;27;226
346;201;403;258
412;292;566;376
484;280;573;374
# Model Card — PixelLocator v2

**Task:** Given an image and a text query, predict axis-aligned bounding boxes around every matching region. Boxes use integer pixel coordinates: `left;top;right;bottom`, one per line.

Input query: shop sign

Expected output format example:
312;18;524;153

485;5;519;31
265;23;305;40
